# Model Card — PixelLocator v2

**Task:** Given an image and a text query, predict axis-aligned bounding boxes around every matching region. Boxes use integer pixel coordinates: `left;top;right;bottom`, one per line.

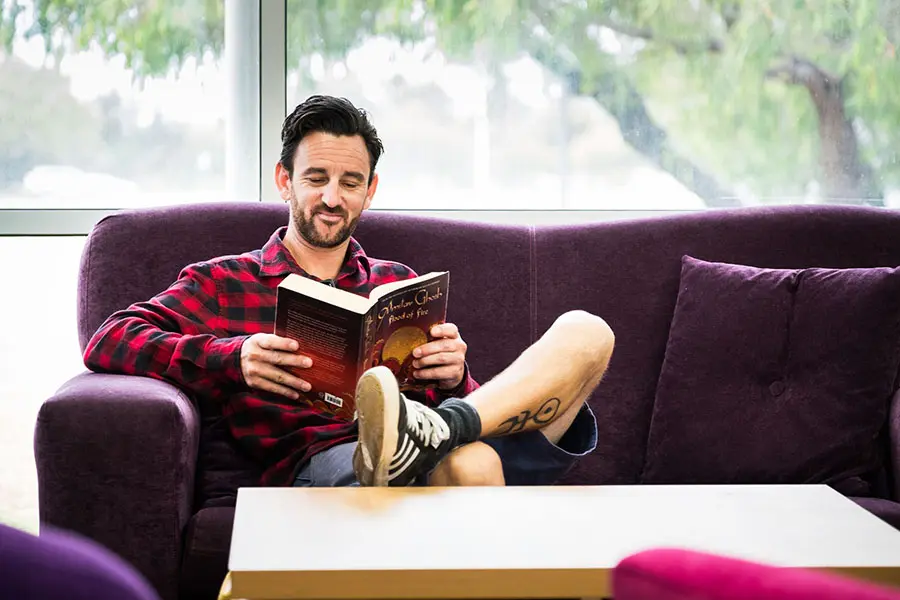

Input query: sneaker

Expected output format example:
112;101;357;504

353;366;452;486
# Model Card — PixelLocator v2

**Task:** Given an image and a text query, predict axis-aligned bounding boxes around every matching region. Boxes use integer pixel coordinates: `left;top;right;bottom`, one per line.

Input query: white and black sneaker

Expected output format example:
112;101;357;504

352;366;455;486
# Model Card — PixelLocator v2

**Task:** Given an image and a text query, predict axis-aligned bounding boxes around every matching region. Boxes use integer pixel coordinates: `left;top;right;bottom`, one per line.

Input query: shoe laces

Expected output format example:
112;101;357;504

404;398;450;449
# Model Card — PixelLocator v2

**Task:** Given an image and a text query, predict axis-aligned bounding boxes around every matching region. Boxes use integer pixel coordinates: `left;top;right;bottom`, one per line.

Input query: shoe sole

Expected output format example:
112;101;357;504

355;366;400;487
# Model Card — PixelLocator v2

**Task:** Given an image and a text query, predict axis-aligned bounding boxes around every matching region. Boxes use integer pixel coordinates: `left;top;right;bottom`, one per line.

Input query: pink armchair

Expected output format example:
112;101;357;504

614;548;900;600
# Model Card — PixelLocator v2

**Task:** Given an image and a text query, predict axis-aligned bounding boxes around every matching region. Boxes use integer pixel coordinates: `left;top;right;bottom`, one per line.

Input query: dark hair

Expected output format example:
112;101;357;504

280;95;384;183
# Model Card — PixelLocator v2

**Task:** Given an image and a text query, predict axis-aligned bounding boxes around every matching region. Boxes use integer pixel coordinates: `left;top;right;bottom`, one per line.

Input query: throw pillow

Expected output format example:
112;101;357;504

642;255;900;495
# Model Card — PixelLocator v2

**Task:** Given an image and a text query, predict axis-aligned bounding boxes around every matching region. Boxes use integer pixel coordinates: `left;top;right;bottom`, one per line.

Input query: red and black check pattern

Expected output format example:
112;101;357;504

84;226;479;485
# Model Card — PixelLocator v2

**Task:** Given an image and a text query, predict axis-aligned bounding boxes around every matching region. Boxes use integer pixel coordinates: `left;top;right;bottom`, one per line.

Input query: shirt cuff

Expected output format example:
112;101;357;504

439;362;480;398
204;335;250;385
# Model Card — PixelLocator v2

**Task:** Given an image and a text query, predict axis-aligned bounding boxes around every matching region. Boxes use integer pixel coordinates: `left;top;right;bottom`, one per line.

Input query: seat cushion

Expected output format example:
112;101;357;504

851;497;900;530
642;256;900;494
194;409;264;510
179;507;235;600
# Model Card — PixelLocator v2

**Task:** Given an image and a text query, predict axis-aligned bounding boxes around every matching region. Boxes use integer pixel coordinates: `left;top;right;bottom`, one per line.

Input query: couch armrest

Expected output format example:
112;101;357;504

34;372;200;600
890;389;900;502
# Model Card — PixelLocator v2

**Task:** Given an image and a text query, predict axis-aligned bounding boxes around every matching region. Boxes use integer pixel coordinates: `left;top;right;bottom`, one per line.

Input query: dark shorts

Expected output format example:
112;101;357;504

293;403;598;487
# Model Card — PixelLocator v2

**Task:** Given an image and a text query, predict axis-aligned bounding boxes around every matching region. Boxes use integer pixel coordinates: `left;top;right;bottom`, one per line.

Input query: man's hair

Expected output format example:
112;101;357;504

280;95;384;184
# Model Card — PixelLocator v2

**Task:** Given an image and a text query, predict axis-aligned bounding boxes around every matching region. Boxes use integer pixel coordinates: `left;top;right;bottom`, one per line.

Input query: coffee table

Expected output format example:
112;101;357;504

227;484;900;599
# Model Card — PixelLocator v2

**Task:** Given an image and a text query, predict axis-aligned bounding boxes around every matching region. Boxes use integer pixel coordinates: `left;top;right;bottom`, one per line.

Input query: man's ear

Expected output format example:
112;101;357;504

363;172;379;210
275;163;292;201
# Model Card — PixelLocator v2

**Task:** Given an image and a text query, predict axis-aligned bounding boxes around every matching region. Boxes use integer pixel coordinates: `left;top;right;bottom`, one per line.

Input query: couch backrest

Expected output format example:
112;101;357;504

540;204;900;486
78;203;532;387
80;203;288;351
80;203;900;490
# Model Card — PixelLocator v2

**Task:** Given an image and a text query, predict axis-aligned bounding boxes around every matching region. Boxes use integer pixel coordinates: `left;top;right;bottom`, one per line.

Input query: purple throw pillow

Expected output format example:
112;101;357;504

642;256;900;495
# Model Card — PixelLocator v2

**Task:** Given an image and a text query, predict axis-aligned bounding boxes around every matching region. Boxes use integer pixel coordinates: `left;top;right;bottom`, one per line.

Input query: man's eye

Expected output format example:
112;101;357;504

308;178;327;185
343;181;359;189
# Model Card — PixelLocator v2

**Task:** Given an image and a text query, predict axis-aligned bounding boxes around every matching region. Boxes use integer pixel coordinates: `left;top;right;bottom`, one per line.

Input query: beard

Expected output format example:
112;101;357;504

290;191;361;249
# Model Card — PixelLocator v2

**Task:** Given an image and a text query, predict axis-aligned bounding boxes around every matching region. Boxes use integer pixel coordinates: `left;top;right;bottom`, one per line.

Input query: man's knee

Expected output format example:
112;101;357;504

551;310;615;365
428;442;505;486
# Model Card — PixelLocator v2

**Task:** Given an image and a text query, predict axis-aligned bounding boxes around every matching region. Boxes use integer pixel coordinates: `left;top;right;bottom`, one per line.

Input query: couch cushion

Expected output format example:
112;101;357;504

850;497;900;530
642;256;900;494
179;507;235;600
194;409;263;509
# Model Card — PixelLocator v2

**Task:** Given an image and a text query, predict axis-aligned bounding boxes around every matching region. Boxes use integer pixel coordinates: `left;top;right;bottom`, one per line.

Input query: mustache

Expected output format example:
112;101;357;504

313;206;348;218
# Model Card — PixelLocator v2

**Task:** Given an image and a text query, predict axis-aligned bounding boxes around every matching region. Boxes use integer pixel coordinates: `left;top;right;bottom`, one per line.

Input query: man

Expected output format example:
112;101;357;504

84;94;614;488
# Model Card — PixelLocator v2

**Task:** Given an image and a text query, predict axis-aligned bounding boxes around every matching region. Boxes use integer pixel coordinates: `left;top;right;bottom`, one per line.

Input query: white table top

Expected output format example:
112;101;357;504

228;484;900;599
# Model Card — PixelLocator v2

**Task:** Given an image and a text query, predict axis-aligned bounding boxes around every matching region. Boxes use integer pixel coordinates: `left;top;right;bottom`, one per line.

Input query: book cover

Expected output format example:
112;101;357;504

274;271;449;421
364;272;450;391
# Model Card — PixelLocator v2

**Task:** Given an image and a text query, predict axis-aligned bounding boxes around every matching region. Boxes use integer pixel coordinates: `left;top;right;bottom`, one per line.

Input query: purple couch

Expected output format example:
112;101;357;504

35;202;900;600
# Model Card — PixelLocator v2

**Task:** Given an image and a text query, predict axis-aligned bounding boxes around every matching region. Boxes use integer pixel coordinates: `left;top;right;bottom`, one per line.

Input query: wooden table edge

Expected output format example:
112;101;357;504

230;567;612;599
228;565;900;599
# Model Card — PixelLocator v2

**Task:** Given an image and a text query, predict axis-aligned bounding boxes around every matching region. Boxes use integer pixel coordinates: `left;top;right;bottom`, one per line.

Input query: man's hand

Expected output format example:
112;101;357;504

412;323;467;390
240;334;313;399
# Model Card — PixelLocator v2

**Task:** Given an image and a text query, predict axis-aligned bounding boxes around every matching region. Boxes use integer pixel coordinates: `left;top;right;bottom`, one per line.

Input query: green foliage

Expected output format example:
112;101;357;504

0;55;103;185
1;0;223;76
423;0;900;199
1;0;898;201
0;53;223;190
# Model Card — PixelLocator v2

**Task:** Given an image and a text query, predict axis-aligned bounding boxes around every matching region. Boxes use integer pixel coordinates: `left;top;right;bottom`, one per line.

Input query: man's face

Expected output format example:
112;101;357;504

279;131;377;249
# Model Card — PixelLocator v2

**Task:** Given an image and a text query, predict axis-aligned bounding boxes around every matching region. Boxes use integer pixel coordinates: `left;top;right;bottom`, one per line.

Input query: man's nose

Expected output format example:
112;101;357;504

321;182;341;208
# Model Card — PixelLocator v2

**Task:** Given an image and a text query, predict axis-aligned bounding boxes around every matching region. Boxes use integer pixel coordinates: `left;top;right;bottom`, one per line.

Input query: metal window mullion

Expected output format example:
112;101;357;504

225;0;262;202
259;0;287;203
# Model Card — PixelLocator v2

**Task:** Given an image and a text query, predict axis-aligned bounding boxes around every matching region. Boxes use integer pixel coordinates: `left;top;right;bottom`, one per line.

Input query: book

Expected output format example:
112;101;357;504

273;271;450;421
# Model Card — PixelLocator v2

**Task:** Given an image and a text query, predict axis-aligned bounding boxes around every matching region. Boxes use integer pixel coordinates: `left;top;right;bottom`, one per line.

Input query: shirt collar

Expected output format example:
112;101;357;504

259;226;369;282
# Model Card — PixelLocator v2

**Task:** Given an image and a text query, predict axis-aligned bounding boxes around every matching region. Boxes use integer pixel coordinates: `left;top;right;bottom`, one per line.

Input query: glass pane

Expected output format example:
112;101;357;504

0;1;237;209
285;1;899;210
0;237;86;532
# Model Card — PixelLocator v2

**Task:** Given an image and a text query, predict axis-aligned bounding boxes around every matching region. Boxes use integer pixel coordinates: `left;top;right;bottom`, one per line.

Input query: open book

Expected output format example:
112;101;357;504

274;271;450;421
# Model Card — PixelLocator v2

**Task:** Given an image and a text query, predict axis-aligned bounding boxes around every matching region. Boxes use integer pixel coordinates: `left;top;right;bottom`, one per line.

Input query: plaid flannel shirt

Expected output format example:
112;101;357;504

83;226;479;485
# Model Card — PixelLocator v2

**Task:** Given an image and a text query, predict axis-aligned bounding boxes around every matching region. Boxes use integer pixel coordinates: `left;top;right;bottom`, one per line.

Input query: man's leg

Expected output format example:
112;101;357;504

428;310;609;486
460;309;611;440
353;310;614;486
427;441;506;486
293;443;360;487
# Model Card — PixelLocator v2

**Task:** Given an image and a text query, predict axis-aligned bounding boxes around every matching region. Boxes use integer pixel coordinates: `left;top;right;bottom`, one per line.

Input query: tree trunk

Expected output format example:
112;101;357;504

580;69;740;207
767;57;882;204
529;45;739;208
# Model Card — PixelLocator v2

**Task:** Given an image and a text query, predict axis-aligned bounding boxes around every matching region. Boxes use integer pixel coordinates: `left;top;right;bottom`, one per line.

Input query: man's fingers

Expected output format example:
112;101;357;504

255;364;311;392
254;379;303;400
264;349;312;369
256;334;299;353
413;351;463;369
430;323;459;338
414;338;465;358
241;334;313;396
414;365;461;381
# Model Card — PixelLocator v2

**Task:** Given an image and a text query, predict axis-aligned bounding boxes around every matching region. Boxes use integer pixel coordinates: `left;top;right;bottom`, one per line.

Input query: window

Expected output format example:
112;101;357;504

0;0;241;532
4;2;896;213
285;1;899;210
0;0;236;209
0;236;86;532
